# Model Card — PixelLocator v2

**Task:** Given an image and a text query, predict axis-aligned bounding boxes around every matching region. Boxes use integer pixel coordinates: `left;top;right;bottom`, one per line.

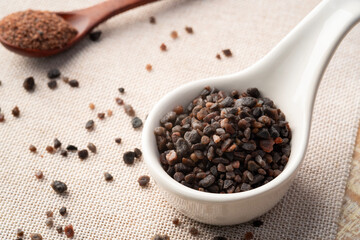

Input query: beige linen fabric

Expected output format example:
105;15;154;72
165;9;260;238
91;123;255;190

0;0;359;239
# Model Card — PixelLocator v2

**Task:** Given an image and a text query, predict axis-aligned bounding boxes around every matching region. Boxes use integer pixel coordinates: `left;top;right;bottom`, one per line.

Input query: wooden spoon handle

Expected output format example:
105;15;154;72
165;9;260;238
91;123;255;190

74;0;160;30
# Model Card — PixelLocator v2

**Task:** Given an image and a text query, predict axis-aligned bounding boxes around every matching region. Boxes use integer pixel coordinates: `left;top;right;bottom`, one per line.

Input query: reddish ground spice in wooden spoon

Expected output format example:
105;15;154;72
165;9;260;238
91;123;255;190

0;10;77;50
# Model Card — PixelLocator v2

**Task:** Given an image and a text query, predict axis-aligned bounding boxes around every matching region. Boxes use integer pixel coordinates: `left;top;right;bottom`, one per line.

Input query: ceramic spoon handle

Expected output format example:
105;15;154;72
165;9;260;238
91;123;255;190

254;0;360;111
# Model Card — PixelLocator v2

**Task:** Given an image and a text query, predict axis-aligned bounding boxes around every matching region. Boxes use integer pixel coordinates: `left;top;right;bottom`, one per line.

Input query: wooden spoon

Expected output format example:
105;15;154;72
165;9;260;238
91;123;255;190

0;0;159;57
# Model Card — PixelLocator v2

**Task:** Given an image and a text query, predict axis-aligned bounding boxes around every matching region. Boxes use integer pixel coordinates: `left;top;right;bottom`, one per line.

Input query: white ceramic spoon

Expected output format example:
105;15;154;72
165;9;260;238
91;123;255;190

142;0;360;225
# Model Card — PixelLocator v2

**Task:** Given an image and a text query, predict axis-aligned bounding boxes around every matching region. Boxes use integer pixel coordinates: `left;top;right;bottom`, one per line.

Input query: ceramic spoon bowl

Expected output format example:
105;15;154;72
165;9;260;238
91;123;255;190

142;0;360;225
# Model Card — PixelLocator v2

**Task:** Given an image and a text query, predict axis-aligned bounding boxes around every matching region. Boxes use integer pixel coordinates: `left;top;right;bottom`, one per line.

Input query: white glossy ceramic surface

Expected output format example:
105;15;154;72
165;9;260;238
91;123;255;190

142;0;360;225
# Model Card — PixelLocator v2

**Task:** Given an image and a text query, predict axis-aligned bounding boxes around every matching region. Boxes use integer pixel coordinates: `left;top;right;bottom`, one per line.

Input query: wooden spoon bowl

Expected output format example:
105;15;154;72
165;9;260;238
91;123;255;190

0;0;159;57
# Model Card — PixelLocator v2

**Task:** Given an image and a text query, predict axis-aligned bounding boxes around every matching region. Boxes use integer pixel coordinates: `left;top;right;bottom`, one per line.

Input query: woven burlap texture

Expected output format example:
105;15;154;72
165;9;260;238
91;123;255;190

0;0;359;239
